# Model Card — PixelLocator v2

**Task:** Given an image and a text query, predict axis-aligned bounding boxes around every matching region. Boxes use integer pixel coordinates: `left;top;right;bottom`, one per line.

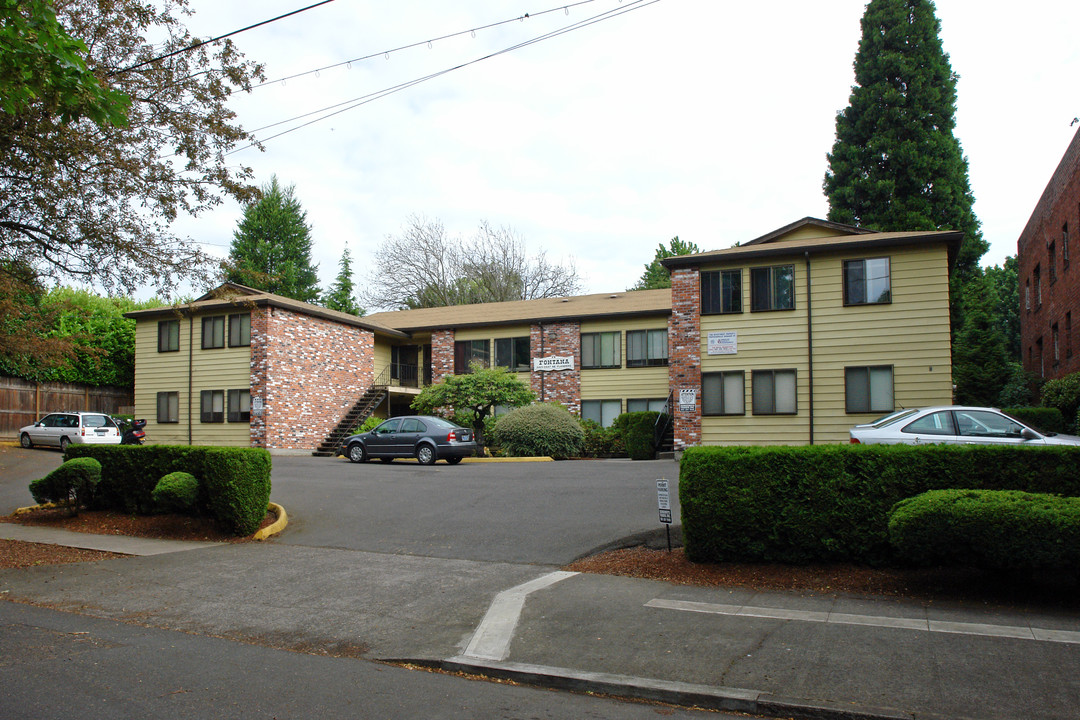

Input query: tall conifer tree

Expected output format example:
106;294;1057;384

823;0;986;280
323;245;364;316
226;176;320;303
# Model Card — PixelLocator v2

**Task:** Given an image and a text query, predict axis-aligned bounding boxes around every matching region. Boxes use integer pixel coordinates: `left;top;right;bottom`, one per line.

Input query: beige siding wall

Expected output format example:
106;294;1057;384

373;338;392;382
133;314;252;446
698;244;953;445
580;316;671;412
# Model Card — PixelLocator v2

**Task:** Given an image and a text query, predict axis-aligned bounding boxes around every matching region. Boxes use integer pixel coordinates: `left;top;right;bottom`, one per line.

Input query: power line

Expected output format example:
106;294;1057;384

229;0;661;155
112;0;338;76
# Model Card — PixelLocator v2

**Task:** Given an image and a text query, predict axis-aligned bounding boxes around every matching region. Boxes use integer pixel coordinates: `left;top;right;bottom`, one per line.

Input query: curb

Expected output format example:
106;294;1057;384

432;657;915;720
253;502;287;541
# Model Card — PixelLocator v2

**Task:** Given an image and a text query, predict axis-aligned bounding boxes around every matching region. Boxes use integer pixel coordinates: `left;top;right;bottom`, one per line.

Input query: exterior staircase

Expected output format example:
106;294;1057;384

312;369;390;457
655;391;676;459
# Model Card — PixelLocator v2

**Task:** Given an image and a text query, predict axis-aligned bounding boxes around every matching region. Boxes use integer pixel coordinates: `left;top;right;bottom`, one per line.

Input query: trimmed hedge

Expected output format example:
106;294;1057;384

65;445;271;535
152;472;200;514
889;489;1080;571
30;457;102;515
679;444;1080;566
620;411;667;460
491;403;584;459
1002;407;1066;435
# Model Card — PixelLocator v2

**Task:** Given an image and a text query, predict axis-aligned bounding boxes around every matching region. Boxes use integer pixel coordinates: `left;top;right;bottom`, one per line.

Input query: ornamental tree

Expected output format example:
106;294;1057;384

411;365;536;453
629;236;702;290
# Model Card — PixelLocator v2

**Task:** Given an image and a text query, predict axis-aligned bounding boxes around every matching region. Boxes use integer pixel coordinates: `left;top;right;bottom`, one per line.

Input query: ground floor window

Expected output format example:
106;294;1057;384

845;366;893;413
751;369;797;414
157;392;179;423
200;390;224;423
228;389;251;422
627;398;668;413
582;399;622;427
702;371;745;415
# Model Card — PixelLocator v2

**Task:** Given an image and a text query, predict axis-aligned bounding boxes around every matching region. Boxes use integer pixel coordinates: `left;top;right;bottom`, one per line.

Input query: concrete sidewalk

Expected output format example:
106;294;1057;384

2;535;1079;720
0;523;222;555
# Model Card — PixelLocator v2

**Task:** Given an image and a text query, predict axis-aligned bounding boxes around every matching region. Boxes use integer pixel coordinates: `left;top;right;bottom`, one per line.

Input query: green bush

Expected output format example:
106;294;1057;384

1040;371;1080;429
888;489;1080;571
349;415;383;435
29;457;102;515
620;411;667;460
491;403;584;459
679;444;1080;566
152;472;200;514
66;445;271;535
579;418;625;458
1002;407;1066;435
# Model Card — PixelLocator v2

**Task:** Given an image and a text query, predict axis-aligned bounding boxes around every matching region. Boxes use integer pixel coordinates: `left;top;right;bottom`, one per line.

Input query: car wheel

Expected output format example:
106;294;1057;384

446;456;462;465
59;436;70;452
347;443;367;463
379;457;394;463
416;444;436;465
20;433;33;449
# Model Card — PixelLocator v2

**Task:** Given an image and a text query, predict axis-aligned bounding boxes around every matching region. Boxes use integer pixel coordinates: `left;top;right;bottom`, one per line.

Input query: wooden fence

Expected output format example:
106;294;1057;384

0;376;133;438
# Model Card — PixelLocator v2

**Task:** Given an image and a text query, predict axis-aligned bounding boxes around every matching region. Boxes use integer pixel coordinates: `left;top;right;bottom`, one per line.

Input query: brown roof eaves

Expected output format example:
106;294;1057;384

741;216;872;246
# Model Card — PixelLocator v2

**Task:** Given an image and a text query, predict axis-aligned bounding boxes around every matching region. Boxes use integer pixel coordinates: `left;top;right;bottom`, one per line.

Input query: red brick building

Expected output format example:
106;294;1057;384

1019;127;1080;380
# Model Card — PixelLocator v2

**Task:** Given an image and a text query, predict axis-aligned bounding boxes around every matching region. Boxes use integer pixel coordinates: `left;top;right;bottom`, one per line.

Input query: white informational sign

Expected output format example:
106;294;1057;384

657;479;672;524
678;388;697;412
707;331;738;355
251;396;264;416
532;356;575;372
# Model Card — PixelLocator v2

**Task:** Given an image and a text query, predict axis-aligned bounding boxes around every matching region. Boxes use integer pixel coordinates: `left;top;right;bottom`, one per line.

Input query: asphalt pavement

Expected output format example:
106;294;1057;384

3;449;1080;719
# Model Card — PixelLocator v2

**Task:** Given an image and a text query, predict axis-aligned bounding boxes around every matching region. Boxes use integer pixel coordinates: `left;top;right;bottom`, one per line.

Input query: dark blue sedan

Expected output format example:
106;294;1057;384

339;415;477;465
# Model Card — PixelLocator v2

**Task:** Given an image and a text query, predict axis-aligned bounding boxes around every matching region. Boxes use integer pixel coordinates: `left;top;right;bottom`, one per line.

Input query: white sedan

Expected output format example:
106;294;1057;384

848;406;1080;446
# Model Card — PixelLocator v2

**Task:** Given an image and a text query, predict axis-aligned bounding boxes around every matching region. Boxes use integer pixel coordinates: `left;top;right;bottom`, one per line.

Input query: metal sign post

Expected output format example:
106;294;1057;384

656;479;673;552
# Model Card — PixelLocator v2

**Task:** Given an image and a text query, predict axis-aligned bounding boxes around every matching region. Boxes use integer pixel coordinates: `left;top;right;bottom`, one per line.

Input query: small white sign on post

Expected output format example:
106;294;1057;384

657;479;672;525
251;397;264;416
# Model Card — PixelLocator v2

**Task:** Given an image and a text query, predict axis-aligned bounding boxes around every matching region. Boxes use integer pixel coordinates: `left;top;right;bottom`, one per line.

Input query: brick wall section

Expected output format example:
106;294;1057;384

431;329;455;383
530;321;582;416
250;306;374;450
669;267;702;449
1019;126;1080;381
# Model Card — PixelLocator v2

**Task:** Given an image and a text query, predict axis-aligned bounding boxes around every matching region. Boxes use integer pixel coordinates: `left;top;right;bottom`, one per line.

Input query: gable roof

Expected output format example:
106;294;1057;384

662;228;963;270
365;289;671;332
741;217;872;246
124;282;409;338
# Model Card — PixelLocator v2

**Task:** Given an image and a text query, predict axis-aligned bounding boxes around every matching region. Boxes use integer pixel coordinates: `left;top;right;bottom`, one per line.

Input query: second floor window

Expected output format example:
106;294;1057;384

701;270;742;314
750;265;794;312
843;258;891;305
455;339;489;373
158;320;179;352
202;316;225;349
581;331;620;369
626;329;668;367
229;313;251;347
494;337;531;372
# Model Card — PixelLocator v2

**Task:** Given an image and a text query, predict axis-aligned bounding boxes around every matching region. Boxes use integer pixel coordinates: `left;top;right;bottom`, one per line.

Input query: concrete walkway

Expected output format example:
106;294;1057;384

0;523;222;555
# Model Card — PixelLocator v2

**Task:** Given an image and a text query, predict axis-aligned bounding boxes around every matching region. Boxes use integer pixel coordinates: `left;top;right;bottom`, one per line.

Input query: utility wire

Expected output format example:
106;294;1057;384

112;0;337;75
228;0;660;154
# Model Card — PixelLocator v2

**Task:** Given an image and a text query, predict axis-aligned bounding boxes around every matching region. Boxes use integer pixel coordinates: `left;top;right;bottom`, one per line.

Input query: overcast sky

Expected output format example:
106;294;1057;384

172;0;1080;306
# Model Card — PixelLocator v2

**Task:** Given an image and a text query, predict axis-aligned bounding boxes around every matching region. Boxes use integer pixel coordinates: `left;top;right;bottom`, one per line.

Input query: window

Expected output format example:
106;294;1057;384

1053;323;1060;365
228;389;251;423
581;331;620;369
229;313;251;347
157;392;179;423
582;399;622;428
955;410;1025;439
902;411;956;436
454;339;490;373
626;329;668;367
202;316;225;349
400;417;425;433
751;370;797;414
1025;279;1031;312
1036;337;1044;377
701;270;742;314
1067;312;1073;358
702;371;745;416
1049;242;1057;284
843;258;891;305
627;398;669;413
200;390;224;423
845;366;894;413
1065;222;1070;268
494;337;531;372
750;265;795;311
158;320;179;353
1034;265;1042;309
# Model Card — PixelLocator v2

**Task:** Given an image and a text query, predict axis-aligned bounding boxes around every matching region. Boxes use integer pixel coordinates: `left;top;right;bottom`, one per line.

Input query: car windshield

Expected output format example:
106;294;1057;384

869;409;918;428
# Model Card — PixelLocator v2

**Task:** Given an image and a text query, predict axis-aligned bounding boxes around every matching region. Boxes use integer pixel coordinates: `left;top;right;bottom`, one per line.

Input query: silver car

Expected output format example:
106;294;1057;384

19;411;122;451
849;406;1080;446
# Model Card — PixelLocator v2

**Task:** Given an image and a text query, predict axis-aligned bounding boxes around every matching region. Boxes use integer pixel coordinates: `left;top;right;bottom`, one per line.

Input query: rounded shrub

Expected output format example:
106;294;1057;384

888;488;1080;571
491;402;584;459
152;471;200;514
1040;371;1080;429
29;457;102;515
620;411;666;460
1002;407;1066;435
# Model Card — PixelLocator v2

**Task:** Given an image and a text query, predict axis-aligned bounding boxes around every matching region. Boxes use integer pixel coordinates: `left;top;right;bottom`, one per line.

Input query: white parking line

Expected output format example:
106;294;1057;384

645;598;1080;645
463;571;579;661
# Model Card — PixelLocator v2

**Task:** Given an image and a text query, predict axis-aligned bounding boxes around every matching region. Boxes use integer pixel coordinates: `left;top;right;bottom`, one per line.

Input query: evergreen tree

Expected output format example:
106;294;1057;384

226;176;320;303
952;276;1010;406
983;256;1020;361
323;245;364;316
629;236;702;291
823;0;986;281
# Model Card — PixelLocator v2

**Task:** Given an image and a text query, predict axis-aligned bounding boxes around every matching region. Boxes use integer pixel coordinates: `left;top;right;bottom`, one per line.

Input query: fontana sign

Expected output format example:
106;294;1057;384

532;356;575;372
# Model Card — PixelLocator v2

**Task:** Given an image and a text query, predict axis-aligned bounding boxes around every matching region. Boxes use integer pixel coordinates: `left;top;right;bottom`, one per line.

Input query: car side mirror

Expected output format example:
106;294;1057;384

1021;427;1039;440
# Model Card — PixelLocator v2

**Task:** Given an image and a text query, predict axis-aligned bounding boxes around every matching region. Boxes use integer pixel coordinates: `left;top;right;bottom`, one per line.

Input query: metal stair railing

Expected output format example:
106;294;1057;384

312;367;392;456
